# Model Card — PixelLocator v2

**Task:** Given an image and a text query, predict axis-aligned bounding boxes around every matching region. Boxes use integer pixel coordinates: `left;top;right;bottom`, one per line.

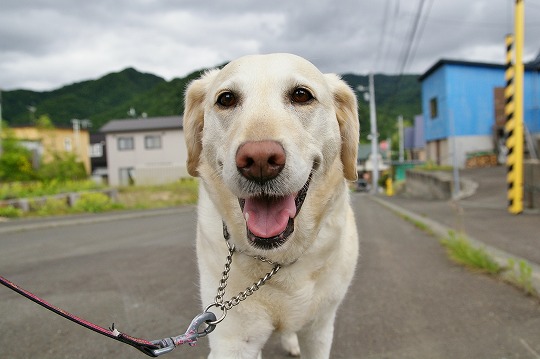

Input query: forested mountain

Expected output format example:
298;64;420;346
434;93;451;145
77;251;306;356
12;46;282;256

2;66;421;141
341;73;421;141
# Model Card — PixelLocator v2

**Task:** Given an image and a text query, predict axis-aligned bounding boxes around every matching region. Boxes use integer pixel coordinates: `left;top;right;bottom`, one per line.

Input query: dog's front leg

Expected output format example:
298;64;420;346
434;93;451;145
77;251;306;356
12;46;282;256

296;306;339;359
207;312;273;359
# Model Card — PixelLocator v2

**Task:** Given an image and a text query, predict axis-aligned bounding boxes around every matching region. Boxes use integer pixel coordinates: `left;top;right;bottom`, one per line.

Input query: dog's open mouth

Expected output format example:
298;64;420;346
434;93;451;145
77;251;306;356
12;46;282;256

239;174;312;250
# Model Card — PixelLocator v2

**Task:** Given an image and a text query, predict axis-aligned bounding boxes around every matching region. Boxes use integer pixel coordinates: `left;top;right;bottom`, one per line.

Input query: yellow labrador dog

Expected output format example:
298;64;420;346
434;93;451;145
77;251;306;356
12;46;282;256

183;53;359;359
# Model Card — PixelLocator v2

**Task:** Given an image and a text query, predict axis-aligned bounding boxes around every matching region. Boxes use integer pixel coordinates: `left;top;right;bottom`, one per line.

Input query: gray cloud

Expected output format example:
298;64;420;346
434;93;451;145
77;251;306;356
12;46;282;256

0;0;539;90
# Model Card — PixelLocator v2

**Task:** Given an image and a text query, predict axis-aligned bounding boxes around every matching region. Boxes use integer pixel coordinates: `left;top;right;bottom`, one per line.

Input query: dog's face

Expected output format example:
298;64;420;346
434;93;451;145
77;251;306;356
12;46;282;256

184;53;358;260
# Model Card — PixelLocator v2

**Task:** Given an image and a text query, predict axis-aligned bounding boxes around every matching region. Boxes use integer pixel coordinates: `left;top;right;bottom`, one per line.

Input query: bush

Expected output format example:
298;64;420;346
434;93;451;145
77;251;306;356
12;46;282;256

38;152;87;181
72;193;123;213
33;197;70;216
0;148;36;182
0;205;23;218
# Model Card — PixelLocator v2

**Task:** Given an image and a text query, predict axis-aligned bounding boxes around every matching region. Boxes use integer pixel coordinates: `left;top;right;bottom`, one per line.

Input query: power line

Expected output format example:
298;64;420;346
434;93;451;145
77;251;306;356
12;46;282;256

406;0;434;71
395;0;428;75
379;0;401;72
372;0;392;72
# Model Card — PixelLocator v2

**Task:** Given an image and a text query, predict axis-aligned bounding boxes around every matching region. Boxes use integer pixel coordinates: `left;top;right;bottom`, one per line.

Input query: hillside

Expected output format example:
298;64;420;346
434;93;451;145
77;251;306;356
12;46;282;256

1;67;421;140
341;74;421;142
2;68;167;129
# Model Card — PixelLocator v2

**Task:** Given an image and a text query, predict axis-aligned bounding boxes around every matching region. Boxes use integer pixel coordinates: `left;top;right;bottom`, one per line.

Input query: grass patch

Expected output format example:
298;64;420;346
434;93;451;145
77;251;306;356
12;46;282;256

33;197;70;216
396;212;433;235
417;161;453;172
72;193;124;213
0;179;198;218
440;231;502;275
506;258;537;296
117;179;199;210
0;179;102;200
0;205;23;218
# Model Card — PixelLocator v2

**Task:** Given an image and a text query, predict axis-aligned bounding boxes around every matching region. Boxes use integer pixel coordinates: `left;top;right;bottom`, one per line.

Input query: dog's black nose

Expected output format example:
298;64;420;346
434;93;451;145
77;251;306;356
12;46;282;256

236;141;286;183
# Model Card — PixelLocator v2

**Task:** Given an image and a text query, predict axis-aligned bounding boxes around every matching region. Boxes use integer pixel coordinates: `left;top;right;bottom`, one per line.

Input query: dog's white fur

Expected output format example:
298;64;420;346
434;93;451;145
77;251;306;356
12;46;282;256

184;53;359;359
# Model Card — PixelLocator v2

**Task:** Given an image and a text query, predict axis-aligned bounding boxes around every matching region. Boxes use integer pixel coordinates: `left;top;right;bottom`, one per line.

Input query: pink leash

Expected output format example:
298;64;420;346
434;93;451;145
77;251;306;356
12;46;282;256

0;275;216;357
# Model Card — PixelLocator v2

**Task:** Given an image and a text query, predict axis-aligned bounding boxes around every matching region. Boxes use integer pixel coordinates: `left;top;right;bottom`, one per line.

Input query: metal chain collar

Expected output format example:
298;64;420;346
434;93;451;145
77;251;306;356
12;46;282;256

204;224;281;325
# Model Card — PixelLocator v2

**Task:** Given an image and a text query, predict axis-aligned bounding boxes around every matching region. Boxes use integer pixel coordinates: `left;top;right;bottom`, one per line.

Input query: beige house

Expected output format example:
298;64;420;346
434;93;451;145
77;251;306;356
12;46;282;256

11;126;91;173
100;116;188;186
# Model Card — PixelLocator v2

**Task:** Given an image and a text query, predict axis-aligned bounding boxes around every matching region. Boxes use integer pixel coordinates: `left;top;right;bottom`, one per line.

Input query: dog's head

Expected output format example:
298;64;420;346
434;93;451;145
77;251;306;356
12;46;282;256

184;54;358;258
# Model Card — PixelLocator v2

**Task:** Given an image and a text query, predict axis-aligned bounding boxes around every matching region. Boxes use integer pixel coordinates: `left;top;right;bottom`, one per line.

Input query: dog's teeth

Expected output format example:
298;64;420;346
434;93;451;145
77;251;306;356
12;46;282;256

244;212;250;222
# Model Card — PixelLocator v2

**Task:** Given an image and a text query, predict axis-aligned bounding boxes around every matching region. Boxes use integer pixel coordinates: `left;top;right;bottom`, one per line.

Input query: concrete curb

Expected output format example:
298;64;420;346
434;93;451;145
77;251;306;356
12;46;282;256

370;195;540;295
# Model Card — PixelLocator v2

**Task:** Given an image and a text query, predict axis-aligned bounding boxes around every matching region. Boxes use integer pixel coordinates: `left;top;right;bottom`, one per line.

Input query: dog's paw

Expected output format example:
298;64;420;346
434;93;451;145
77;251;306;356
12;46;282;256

281;332;301;357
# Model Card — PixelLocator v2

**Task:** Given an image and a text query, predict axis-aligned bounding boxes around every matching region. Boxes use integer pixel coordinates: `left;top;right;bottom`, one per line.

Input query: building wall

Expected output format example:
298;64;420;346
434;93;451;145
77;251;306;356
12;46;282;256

11;127;91;173
421;61;540;167
425;135;493;167
524;70;540;134
446;65;505;137
105;129;188;186
422;66;448;141
422;64;506;142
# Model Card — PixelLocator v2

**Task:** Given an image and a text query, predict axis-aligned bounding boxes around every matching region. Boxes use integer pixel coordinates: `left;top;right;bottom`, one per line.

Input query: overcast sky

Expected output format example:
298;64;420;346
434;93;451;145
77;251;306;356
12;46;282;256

1;0;539;91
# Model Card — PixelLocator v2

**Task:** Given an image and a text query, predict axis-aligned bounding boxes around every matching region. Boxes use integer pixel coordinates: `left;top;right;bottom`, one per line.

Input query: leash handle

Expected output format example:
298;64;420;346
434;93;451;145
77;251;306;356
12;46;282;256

0;275;211;357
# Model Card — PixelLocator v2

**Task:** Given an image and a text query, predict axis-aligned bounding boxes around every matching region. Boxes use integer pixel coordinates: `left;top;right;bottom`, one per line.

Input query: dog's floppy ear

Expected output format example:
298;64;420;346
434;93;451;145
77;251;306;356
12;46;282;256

325;74;360;181
183;70;219;177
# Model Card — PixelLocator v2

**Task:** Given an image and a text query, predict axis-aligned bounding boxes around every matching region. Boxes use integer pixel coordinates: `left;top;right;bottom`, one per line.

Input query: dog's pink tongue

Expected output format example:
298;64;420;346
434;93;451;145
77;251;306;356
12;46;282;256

243;195;296;238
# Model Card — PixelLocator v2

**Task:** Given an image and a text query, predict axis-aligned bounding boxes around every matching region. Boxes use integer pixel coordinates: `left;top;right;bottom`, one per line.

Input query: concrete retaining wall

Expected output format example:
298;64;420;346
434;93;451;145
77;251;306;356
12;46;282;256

404;169;478;200
405;170;454;200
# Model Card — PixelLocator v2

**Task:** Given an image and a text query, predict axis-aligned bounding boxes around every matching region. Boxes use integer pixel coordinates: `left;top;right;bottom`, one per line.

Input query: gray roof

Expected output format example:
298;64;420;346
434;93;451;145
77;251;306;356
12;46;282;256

100;116;183;133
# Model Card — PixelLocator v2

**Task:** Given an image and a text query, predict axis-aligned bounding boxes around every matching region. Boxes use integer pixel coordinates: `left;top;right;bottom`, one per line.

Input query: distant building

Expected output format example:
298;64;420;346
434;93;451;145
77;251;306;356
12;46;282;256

89;133;108;183
403;114;426;161
419;59;540;167
11;126;91;174
100;116;188;186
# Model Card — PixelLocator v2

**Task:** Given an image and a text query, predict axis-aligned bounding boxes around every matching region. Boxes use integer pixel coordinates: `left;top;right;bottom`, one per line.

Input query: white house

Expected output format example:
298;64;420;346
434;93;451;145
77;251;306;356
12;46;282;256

100;116;188;186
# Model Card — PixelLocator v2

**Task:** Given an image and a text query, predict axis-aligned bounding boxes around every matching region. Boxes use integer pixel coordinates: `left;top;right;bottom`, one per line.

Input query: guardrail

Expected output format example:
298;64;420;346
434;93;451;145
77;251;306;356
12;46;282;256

0;188;118;213
525;160;540;209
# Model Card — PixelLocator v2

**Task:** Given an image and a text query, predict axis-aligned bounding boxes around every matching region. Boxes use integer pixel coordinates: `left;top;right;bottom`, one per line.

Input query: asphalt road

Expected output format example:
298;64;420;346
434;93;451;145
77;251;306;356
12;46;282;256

1;195;540;358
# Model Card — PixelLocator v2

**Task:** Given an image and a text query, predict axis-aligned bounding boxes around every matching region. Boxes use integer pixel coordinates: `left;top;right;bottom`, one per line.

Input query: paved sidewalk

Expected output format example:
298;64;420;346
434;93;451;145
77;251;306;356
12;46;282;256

375;166;540;290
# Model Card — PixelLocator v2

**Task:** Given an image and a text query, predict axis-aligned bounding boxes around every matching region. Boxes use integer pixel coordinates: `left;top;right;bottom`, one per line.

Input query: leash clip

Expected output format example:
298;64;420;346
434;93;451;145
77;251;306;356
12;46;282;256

148;311;217;356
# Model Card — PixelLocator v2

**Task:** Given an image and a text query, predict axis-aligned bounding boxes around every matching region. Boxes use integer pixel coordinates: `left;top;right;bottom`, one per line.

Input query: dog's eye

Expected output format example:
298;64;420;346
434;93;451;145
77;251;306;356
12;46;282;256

291;88;314;104
217;91;237;107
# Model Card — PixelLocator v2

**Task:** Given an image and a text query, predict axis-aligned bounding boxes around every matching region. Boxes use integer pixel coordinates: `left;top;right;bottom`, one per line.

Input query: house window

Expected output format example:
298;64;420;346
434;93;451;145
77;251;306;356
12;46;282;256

89;143;103;158
117;136;134;151
429;97;438;119
145;135;162;150
64;137;73;152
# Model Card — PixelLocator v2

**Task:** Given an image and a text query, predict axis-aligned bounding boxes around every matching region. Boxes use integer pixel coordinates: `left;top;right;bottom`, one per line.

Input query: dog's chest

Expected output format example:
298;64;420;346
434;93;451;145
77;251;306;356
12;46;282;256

255;263;338;331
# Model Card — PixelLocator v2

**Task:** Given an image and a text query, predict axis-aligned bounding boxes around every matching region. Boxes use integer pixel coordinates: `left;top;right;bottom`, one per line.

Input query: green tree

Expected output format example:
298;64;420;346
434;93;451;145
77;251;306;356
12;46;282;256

0;125;37;181
38;152;87;181
35;114;55;129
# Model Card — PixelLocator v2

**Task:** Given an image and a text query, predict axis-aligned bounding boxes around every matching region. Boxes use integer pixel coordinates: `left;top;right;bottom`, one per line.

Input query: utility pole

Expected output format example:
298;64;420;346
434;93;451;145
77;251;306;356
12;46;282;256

368;73;379;194
450;111;461;199
398;115;404;162
505;0;525;214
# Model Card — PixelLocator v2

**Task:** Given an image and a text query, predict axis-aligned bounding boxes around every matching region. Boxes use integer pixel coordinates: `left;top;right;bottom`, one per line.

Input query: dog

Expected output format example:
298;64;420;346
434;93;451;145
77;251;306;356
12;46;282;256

183;53;359;359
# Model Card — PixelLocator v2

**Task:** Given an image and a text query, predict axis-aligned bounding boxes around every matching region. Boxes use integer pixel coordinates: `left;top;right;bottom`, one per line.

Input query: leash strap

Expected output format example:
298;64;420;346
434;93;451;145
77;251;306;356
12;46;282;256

0;275;215;357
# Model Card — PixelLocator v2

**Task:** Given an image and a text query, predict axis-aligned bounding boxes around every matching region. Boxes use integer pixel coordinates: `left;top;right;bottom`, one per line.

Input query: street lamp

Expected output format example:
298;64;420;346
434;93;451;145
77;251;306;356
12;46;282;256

357;73;380;194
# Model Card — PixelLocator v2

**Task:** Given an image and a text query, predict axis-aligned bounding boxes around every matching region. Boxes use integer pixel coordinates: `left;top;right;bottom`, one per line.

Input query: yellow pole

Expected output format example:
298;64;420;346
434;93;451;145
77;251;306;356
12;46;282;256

385;177;394;196
505;0;525;214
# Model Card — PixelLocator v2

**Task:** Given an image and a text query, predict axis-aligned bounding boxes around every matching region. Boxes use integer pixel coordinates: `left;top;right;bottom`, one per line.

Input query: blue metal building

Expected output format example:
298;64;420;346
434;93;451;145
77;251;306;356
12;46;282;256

419;59;540;167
